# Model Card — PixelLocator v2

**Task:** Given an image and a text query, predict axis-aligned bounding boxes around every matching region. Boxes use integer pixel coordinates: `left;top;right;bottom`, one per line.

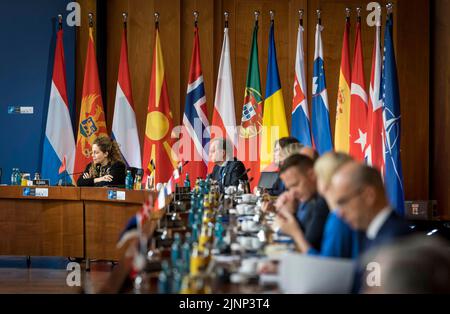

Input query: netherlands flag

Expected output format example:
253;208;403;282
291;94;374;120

42;26;76;185
291;23;312;147
180;25;210;181
112;23;141;168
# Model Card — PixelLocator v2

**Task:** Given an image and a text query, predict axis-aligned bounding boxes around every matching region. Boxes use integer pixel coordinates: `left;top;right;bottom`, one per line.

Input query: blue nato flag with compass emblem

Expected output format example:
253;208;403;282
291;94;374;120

382;14;405;216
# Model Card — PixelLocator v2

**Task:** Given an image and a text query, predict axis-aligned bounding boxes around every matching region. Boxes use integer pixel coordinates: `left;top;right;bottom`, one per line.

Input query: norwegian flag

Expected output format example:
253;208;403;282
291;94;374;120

180;25;210;181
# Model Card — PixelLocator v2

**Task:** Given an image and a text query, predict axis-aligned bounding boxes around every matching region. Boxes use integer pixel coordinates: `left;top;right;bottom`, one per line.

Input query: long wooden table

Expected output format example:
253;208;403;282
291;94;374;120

0;186;159;261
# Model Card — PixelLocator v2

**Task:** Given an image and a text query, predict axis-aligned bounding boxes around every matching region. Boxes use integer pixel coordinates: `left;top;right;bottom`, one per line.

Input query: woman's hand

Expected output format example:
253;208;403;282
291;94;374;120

94;174;113;184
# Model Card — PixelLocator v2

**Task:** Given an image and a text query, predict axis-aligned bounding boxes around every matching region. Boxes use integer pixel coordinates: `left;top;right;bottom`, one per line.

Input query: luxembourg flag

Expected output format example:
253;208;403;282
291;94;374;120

112;23;141;168
291;22;312;147
42;25;76;185
311;23;333;155
209;23;237;172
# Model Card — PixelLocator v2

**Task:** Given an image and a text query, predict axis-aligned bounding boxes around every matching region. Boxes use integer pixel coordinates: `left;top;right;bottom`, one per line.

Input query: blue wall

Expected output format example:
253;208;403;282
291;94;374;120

0;0;75;184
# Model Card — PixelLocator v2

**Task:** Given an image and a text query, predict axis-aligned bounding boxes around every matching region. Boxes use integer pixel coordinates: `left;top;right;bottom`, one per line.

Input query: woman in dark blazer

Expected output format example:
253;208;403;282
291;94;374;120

77;136;126;187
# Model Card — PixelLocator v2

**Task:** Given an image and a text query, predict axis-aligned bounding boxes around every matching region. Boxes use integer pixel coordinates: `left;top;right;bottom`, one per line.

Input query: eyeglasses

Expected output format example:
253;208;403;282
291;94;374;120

335;187;363;207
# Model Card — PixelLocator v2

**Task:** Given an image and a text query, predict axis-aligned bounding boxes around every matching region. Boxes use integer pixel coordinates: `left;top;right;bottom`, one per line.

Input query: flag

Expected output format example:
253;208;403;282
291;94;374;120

237;21;263;191
112;22;141;169
209;24;237;173
334;16;351;153
349;18;368;161
74;25;107;181
117;198;153;248
261;20;289;171
383;14;405;216
58;155;67;175
311;23;333;155
367;14;384;172
180;25;209;181
142;25;177;185
291;23;312;147
41;26;76;185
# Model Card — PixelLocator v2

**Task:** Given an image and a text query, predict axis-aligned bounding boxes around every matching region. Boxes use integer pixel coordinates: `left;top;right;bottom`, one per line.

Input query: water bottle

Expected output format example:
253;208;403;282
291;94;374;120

125;170;133;190
157;260;171;294
133;173;142;190
15;169;22;186
171;233;181;266
184;172;190;188
10;168;17;185
181;237;191;274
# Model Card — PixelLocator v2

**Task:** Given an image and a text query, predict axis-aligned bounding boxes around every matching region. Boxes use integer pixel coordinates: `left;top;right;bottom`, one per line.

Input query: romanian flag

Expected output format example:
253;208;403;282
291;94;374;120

334;15;351;153
142;24;177;185
237;20;263;190
260;20;288;171
74;24;107;181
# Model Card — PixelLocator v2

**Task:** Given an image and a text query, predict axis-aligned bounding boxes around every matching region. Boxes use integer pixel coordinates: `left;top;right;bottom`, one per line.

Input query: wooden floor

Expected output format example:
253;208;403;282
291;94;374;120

0;257;112;294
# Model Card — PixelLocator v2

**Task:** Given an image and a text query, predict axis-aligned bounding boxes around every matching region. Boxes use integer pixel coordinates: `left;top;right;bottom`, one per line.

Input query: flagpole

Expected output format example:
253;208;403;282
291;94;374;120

316;9;321;26
194;11;199;28
254;10;259;28
88;12;94;28
299;9;303;27
223;11;228;29
345;7;350;22
356;7;361;23
122;12;127;30
269;10;274;24
386;2;393;18
58;14;63;30
154;12;159;29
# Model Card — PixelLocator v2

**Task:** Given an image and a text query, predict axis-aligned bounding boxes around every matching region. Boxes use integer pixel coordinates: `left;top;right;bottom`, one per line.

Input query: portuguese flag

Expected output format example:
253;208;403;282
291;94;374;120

237;20;263;190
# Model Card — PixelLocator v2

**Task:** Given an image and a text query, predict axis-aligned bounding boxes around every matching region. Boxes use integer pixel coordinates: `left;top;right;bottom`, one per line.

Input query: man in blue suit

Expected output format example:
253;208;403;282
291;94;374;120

331;162;411;292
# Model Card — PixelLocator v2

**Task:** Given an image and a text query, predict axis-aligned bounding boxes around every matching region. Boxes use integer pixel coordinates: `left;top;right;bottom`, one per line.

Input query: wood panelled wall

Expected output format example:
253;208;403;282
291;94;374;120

431;0;450;219
75;0;433;212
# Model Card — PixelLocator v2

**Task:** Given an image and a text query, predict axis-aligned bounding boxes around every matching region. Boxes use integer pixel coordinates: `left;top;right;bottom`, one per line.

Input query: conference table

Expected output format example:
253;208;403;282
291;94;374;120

0;186;161;262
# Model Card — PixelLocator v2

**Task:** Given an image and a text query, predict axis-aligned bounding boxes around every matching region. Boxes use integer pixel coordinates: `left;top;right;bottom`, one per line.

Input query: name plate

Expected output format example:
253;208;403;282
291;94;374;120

23;187;49;197
107;190;126;201
33;179;49;186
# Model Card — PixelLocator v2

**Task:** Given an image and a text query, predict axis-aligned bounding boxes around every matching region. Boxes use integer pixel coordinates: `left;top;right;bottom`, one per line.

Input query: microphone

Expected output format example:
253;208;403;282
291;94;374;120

58;171;85;186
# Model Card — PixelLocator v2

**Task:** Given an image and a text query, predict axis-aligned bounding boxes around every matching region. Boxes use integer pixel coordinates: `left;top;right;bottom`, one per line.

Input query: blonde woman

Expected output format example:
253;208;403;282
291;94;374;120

275;151;362;258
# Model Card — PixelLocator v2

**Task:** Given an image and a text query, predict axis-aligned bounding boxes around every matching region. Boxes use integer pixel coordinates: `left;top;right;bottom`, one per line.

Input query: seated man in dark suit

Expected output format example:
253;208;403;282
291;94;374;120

274;154;329;251
330;162;411;292
208;137;248;190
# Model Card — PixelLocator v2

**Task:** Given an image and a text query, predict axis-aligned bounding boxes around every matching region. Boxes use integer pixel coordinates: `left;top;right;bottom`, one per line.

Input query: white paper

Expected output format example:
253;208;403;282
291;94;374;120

116;191;126;200
278;252;354;294
35;188;48;197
